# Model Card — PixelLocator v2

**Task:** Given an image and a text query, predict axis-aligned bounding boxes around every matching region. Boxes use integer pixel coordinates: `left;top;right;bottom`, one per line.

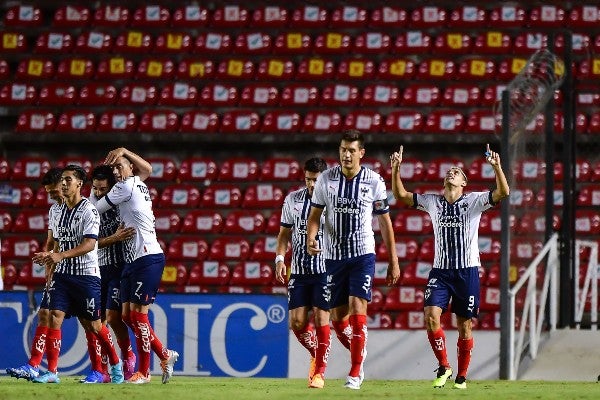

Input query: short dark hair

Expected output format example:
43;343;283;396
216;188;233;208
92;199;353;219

41;167;63;186
341;129;364;149
91;164;116;187
62;164;87;183
304;158;327;173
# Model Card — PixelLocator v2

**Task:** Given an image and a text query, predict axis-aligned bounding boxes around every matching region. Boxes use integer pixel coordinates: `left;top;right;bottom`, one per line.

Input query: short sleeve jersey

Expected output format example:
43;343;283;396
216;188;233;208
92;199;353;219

413;191;496;269
311;165;389;260
49;198;100;276
280;187;325;275
90;192;126;267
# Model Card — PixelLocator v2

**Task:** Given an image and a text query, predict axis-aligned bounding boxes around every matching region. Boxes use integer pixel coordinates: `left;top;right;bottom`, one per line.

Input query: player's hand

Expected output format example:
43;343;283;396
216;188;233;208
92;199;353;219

307;239;321;256
389;145;403;172
485;143;501;167
104;147;128;166
275;261;287;284
386;259;401;286
112;224;136;242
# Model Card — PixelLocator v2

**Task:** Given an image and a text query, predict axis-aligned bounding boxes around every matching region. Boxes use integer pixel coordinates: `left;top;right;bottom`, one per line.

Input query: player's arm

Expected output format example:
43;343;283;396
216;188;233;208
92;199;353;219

105;147;153;182
43;229;54;252
485;144;510;204
98;224;135;249
390;145;414;207
45;237;97;265
306;206;323;256
378;212;400;286
275;226;292;284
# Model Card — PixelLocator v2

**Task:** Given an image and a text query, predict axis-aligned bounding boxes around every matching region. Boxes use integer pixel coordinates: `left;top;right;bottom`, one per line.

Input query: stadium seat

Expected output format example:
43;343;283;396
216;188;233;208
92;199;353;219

216;59;256;80
361;84;399;106
56;110;96;133
321;84;359;106
264;211;281;234
56;156;92;174
393;210;432;235
255;58;295;81
95;57;135;80
479;210;502;235
239;84;279;106
136;58;175;80
514;160;545;182
568;5;600;28
513;32;548;55
509;187;536;207
417;237;434;262
302;111;342;133
336;59;376;80
250;236;279;261
138;109;179;133
176;59;215;80
330;5;368;27
17;262;46;286
468;158;497;182
178;157;218;182
167;237;209;261
384;286;425;311
0;60;9;80
0;158;9;181
425;157;466;182
367;312;393;329
409;5;447;28
577;185;600;207
289;5;329;28
93;5;130;27
198;83;239;107
369;288;385;311
12;156;51;181
220;110;261;134
159;184;201;208
234;32;272;54
440;84;481;107
473;32;512;54
251;5;288;27
261;110;301;134
211;4;249;27
153;209;181;234
209;237;251;261
496;57;529;81
96;110;137;133
433;32;472;54
158;82;198;107
383;110;424;134
154;32;193;54
230;262;273;286
464;110;498;134
423;109;465;134
4;5;43;27
172;5;209;27
180;210;223;234
242;184;285;209
344;111;382;132
2;262;18;289
393;31;432;54
145;157;177;182
34;32;74;53
12;209;47;233
130;5;170;27
187;261;230;286
555;33;591;56
517;212;561;235
78;83;117;106
117;83;157;106
74;31;112;53
377;57;416;80
295;57;335;81
55;58;94;80
53;5;90;27
273;33;312;54
480;83;508;107
479;237;501;262
575;210;600;235
415;59;456;81
160;263;188;288
223;210;266;234
377;238;419;261
528;5;566;27
448;5;487;27
353;32;392;54
456;58;496;81
193;32;232;54
15;110;56;133
16;58;54;80
0;83;37;106
0;184;34;207
201;184;243;208
369;6;408;28
394;311;425;330
401;84;440;107
30;187;53;208
37;83;76;106
2;237;40;260
260;158;301;181
280;84;319;106
488;5;527;28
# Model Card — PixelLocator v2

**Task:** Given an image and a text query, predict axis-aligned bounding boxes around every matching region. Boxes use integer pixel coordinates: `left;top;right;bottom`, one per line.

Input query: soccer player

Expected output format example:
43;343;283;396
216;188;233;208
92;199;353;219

6;167;63;380
94;147;178;384
390;144;509;389
306;130;400;390
79;165;137;383
275;157;330;389
31;165;124;384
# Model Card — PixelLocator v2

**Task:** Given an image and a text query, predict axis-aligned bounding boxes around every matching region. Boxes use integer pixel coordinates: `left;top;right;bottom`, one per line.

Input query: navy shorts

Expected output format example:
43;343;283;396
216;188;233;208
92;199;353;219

48;273;102;321
120;253;165;306
326;253;375;308
100;264;124;313
39;286;50;309
287;272;330;311
424;267;480;319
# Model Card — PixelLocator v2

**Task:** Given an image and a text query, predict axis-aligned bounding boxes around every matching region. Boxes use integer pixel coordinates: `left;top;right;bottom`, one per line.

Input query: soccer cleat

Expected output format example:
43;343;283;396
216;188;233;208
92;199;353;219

308;373;325;389
109;360;124;384
344;375;361;390
124;353;136;380
307;356;316;385
127;371;151;384
32;371;60;384
432;366;453;388
160;349;179;384
453;376;467;389
80;370;106;384
6;364;40;380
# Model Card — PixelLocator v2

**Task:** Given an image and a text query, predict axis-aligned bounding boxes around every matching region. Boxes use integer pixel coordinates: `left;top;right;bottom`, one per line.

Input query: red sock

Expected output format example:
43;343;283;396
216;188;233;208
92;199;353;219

94;325;120;365
349;315;367;377
292;324;316;358
457;337;474;378
427;328;450;368
117;337;134;360
28;326;48;367
86;330;104;372
45;328;61;373
314;325;331;375
331;319;351;350
149;324;169;360
130;310;151;375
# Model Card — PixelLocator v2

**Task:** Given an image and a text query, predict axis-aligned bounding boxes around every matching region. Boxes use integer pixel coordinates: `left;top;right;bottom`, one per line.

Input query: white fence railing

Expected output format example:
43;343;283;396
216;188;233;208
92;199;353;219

508;233;559;380
574;240;598;331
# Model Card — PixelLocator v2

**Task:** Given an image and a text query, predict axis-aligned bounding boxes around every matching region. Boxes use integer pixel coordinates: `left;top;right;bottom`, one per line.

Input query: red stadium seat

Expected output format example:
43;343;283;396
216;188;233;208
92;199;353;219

0;184;34;207
514;160;545;182
568;5;600;28
201;184;243;208
513;32;548;55
0;60;9;80
188;261;230;286
344;111;382;132
167;237;209;262
55;58;94;80
34;32;73;54
448;5;487;27
377;238;419;261
555;33;591;56
4;5;42;27
290;5;328;28
480;83;508;107
12;157;50;182
12;209;47;233
418;237;435;262
181;210;223;234
56;157;92;173
15;110;55;133
113;30;153;53
409;6;447;28
37;83;76;106
383;110;424;134
465;110;498;134
0;158;9;181
457;58;496;81
433;32;472;54
146;157;177;182
528;5;566;27
488;5;527;28
240;84;279;106
95;57;135;80
321;84;359;106
480;287;501;312
394;311;425;330
260;158;301;181
223;210;265;234
280;84;319;106
578;185;600;207
17;262;45;286
479;237;502;262
160;263;188;287
93;5;130;27
273;33;311;54
509;187;536;207
172;5;209;27
220;110;261;134
96;110;137;133
138;109;179;133
468;158;497;182
384;286;425;311
367;312;393;329
479;210;501;235
209;237;251;261
159;184;201;208
136;58;175;80
372;261;390;285
401;84;440;107
261;110;301;134
496;57;529;81
56;110;96;133
255;58;295;81
2;262;18;288
441;84;481;107
193;32;232;54
234;32;272;54
330;6;368;27
336;59;376;80
242;184;285;209
295;58;335;81
154;33;192;54
384;157;426;182
423;109;465;134
517;212;560;235
53;5;91;28
302;111;342;133
264;211;281;235
0;83;37;106
369;6;408;28
176;59;215;80
118;83;157;106
415;59;456;81
130;5;170;28
250;236;279;262
353;32;392;54
575;210;600;235
377;58;416;80
394;211;432;235
473;32;512;55
393;31;432;54
369;288;385;311
589;111;600;134
0;31;27;53
215;59;255;80
153;209;181;234
230;262;273;286
158;82;198;107
211;5;249;28
77;83;117;106
425;157;466;182
16;58;54;80
2;237;40;260
74;31;112;54
198;83;238;107
179;157;218;182
361;84;399;106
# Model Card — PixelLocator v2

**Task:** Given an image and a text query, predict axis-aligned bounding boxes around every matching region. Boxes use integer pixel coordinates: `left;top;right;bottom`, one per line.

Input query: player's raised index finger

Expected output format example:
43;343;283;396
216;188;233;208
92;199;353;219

486;143;490;153
399;145;403;157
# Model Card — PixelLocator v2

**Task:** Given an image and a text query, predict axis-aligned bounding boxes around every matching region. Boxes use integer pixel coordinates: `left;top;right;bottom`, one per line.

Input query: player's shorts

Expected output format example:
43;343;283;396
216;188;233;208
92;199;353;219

326;253;375;308
120;253;165;306
287;272;330;311
48;273;102;321
100;264;124;313
39;286;50;309
424;266;480;319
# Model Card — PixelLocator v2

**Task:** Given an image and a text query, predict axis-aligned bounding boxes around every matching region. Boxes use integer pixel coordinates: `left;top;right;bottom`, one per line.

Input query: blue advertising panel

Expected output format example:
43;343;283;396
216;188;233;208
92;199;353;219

0;292;288;377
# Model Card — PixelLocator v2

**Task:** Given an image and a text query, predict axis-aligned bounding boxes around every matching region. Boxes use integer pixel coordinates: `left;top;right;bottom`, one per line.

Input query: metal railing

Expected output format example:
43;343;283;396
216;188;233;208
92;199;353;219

574;240;598;331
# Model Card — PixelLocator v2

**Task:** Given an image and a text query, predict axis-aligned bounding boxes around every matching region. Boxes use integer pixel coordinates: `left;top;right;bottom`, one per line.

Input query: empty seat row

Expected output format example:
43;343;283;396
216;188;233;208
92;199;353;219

5;4;600;29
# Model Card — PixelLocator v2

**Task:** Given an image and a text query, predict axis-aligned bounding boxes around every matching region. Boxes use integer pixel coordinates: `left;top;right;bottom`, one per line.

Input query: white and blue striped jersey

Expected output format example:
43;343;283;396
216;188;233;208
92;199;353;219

49;198;100;277
95;176;163;263
280;187;325;275
90;192;126;267
414;191;496;269
311;165;389;260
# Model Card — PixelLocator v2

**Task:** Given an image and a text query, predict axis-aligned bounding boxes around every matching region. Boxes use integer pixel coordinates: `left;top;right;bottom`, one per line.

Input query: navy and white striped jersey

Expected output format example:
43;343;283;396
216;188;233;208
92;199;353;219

280;187;325;275
414;191;496;269
311;165;389;260
90;192;126;267
49;198;100;277
95;176;163;263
